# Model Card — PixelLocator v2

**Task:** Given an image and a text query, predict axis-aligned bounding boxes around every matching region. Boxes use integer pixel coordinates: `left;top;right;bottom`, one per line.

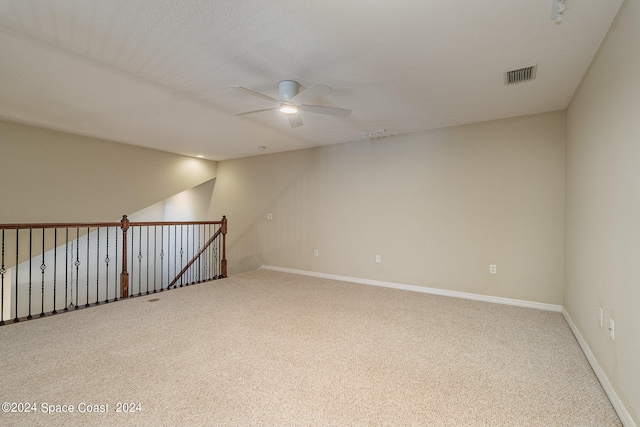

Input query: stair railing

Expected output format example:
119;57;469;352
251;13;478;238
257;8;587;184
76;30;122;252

0;215;227;325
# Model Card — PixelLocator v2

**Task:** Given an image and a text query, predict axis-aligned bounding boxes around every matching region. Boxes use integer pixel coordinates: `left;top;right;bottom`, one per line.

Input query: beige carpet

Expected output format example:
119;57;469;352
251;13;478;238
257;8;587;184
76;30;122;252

0;269;621;426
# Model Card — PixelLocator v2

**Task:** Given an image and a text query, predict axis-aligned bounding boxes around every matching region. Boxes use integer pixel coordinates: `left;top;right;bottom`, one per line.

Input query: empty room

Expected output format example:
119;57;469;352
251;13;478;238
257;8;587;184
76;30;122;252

0;1;638;426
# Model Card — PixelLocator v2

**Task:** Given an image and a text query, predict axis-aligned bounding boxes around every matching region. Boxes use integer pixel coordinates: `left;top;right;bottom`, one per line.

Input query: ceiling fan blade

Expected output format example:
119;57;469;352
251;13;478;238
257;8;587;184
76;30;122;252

290;83;332;105
298;104;351;117
288;114;303;128
233;107;278;116
230;86;279;104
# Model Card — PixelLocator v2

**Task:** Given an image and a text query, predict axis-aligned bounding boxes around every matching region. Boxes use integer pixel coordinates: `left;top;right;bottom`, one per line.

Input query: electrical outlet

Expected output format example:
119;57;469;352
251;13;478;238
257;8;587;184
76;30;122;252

313;249;319;257
609;319;615;340
375;255;381;263
598;308;603;328
267;213;273;220
489;264;497;274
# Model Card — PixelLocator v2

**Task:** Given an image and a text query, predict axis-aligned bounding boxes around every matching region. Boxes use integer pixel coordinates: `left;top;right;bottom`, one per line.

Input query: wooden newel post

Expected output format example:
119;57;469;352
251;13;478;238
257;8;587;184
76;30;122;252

120;215;130;299
221;215;227;278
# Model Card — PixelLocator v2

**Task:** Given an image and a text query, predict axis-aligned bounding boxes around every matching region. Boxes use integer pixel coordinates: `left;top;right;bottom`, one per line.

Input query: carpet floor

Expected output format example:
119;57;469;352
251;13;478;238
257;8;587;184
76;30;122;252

0;269;621;426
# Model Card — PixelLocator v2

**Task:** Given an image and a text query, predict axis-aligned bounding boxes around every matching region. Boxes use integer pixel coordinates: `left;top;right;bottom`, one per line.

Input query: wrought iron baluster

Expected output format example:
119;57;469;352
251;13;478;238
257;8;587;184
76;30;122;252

211;225;216;279
173;225;177;288
202;226;206;280
212;224;216;278
197;225;202;282
195;226;199;281
14;229;19;322
75;227;80;310
190;225;193;283
40;228;46;317
185;225;190;285
114;227;119;301
85;227;90;308
145;226;149;295
1;230;5;325
207;226;211;280
179;225;184;287
205;225;209;281
105;227;110;303
65;228;69;311
192;225;196;283
153;226;157;293
206;225;210;281
203;225;207;280
210;226;213;280
28;228;33;319
137;226;142;297
187;225;191;284
215;225;220;278
191;225;195;283
191;224;196;283
130;226;135;297
215;224;220;279
210;229;214;280
166;226;170;291
160;226;165;292
186;225;190;284
53;229;57;314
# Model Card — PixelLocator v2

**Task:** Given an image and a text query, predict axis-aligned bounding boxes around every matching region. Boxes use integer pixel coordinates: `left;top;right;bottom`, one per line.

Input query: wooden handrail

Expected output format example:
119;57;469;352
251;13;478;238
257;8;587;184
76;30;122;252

128;220;225;227
0;221;120;230
0;220;225;230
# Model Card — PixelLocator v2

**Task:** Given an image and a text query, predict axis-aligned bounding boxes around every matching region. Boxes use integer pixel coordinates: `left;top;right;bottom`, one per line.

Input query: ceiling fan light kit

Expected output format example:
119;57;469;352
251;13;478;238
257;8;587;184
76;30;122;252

279;104;298;114
232;80;351;128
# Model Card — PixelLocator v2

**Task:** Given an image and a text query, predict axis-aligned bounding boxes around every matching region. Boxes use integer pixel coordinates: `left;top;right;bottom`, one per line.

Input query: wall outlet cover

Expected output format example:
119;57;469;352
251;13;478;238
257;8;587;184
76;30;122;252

609;319;615;340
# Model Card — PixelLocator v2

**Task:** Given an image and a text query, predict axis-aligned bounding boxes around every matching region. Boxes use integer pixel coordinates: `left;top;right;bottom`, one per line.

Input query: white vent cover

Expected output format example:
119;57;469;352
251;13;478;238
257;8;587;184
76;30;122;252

504;65;538;85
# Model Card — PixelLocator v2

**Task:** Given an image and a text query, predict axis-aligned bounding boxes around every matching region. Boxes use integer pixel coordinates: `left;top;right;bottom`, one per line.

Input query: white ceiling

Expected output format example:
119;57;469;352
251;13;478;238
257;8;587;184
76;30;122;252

0;0;623;161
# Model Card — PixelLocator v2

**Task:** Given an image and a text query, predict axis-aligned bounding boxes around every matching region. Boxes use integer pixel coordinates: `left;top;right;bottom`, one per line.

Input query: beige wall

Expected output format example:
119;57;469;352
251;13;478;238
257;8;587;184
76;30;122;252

210;111;565;305
565;0;640;422
0;120;218;223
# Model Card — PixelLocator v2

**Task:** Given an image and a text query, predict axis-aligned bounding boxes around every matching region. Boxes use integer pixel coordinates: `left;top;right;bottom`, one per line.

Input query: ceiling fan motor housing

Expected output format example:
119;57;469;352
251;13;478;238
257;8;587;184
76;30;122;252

279;80;300;102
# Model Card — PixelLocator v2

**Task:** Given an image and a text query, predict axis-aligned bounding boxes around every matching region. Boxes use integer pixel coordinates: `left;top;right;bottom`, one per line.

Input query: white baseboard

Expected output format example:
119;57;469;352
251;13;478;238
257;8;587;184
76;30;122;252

562;308;636;427
258;265;562;312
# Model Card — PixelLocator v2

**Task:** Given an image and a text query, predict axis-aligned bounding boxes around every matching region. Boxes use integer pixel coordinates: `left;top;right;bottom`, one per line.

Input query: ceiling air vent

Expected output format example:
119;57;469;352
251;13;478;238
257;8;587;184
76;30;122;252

504;65;537;85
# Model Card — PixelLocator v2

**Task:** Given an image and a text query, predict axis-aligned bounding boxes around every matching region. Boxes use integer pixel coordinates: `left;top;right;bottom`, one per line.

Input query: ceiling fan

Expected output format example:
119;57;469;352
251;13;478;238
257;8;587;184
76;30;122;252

231;80;351;128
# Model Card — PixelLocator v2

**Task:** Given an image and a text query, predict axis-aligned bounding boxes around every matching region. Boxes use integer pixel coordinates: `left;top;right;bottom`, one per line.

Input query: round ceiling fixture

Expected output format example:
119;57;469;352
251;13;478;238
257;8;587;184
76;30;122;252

279;104;298;114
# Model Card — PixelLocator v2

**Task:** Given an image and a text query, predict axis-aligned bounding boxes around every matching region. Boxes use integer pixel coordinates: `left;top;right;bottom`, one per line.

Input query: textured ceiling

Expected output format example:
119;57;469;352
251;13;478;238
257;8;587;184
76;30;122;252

0;0;624;160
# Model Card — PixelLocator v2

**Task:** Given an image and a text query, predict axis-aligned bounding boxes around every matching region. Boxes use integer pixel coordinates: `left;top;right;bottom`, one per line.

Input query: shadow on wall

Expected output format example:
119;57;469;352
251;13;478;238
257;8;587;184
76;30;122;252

129;179;216;222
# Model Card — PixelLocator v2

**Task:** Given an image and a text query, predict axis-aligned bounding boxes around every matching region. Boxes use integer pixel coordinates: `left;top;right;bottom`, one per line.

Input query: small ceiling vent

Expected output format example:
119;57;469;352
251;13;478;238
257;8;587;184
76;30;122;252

504;65;538;85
